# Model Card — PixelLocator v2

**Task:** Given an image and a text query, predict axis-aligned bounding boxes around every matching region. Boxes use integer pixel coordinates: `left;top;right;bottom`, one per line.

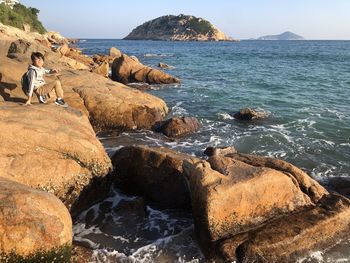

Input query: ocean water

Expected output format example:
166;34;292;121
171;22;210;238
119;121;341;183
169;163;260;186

74;40;350;262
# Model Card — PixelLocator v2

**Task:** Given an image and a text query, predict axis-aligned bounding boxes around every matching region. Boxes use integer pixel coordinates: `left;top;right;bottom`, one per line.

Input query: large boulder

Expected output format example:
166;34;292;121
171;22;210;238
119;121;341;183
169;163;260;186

111;53;180;85
111;145;199;209
0;102;111;209
153;116;201;138
60;70;168;130
184;154;327;242
219;194;350;263
182;153;341;261
0;177;72;262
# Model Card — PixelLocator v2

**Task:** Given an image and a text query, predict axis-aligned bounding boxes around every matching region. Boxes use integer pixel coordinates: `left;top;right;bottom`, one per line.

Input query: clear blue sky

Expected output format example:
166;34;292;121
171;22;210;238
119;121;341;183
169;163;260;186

21;0;350;40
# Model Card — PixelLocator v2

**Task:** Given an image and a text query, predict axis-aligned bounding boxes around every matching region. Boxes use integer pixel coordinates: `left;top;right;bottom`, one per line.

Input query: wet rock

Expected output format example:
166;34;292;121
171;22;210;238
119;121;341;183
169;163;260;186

234;107;268;121
0;177;72;261
0;102;111;209
219;194;350;263
203;146;237;157
111;53;180;85
127;82;152;91
328;177;350;197
111;145;200;209
183;153;332;261
153;116;201;138
113;197;146;217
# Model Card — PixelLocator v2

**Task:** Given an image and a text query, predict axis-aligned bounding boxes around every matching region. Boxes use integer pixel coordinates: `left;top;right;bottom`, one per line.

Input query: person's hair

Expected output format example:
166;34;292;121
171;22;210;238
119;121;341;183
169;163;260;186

31;52;45;62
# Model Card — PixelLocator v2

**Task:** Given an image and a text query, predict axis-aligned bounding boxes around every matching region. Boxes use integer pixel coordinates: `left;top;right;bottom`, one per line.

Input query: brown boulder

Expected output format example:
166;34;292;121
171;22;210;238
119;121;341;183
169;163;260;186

184;155;327;243
234;108;269;121
109;47;122;58
111;53;180;85
0;102;111;209
60;70;168;130
111;145;199;209
153;116;201;138
219;194;350;263
0;177;72;261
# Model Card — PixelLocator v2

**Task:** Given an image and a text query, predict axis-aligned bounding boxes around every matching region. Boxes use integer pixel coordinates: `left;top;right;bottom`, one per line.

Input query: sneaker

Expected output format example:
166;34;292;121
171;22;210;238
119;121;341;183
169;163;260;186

55;98;68;107
39;95;47;104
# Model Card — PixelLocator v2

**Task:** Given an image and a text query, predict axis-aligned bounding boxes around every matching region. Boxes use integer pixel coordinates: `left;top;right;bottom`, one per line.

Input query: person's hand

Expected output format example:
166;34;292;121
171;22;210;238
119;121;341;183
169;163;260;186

52;69;60;73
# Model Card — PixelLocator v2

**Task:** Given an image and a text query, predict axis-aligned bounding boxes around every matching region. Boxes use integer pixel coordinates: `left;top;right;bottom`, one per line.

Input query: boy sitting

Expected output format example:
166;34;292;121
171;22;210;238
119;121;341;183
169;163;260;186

25;52;68;107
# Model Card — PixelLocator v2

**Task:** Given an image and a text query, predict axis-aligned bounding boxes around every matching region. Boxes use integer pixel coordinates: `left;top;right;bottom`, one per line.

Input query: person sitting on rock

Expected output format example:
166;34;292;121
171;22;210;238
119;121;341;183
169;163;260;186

24;52;68;107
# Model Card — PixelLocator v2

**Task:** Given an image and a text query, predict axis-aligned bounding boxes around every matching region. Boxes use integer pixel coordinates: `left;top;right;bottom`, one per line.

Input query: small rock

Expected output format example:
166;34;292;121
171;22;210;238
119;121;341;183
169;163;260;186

158;62;171;69
23;23;31;33
204;146;237;157
153;116;201;138
234;108;268;121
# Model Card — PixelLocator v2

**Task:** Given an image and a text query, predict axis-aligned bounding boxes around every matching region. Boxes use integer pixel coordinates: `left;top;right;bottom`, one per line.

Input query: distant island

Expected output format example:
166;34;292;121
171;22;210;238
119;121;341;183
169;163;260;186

124;14;233;41
257;31;305;40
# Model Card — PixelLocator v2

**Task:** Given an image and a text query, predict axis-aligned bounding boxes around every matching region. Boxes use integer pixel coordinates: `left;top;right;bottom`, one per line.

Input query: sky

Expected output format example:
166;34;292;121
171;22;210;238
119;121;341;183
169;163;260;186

21;0;350;40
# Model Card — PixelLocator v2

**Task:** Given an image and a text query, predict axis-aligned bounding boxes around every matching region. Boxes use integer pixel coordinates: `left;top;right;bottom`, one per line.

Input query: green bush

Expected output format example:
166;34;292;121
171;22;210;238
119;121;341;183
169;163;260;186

0;3;46;34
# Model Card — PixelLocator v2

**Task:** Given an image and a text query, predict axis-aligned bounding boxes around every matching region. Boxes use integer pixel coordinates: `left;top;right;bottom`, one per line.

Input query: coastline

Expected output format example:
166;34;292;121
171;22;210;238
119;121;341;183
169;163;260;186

0;23;350;262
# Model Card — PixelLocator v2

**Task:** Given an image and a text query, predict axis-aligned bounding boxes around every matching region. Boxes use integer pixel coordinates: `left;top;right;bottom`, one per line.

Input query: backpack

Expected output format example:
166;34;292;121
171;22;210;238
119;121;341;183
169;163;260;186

21;69;37;96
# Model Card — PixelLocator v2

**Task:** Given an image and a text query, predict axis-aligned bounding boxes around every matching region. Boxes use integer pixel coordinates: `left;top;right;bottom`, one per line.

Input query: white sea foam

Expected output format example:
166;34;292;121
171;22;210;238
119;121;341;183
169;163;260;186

217;112;234;120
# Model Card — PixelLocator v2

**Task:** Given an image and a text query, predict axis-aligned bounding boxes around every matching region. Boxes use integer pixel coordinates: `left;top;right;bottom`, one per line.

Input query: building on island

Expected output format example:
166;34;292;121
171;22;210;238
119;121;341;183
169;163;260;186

0;0;19;9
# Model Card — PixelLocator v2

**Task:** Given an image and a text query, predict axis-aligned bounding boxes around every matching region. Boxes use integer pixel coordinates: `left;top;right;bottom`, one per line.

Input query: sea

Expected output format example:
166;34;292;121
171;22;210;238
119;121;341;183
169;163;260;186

73;39;350;263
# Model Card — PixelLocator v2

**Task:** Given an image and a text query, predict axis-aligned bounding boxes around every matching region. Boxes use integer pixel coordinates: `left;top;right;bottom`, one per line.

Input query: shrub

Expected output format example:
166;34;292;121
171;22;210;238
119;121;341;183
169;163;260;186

0;3;46;34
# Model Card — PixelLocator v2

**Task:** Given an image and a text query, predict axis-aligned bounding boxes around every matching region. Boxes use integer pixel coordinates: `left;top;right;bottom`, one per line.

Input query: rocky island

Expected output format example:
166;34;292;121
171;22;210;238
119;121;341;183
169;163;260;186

258;31;305;40
124;14;233;41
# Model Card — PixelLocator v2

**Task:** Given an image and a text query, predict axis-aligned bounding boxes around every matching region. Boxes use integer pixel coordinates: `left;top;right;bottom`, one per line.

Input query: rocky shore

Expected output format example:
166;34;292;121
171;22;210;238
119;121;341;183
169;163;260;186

0;22;349;262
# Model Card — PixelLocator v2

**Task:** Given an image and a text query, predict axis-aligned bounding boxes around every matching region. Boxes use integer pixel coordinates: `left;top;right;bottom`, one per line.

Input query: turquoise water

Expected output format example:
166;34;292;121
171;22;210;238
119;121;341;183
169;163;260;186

75;40;350;262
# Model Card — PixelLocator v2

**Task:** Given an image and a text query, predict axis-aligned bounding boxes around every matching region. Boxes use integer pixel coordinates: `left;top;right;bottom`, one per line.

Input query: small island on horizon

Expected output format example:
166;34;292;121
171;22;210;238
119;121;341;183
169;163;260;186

124;14;234;41
256;31;305;40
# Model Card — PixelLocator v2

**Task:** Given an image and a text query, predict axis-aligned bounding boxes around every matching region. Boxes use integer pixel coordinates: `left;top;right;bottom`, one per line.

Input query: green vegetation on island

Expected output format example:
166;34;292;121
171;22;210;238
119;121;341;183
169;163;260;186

0;3;46;34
